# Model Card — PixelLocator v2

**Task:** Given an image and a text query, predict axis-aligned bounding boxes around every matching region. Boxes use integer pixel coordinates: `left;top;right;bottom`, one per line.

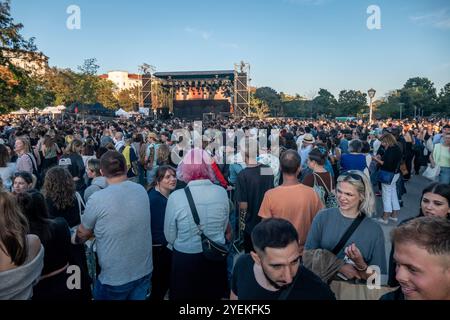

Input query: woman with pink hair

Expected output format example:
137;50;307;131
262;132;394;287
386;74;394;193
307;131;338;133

165;148;230;300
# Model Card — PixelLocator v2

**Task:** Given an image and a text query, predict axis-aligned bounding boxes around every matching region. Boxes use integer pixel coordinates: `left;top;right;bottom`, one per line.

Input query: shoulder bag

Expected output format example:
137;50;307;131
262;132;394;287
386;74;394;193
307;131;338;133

184;187;229;262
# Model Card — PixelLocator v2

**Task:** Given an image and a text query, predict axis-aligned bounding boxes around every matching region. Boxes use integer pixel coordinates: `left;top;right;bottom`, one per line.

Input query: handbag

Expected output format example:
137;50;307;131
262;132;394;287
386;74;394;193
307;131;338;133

330;280;397;300
377;169;395;184
184;187;229;262
422;164;440;180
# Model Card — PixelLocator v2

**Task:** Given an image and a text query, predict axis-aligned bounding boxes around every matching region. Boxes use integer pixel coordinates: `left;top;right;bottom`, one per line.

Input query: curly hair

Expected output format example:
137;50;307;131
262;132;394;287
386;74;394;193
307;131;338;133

42;167;76;210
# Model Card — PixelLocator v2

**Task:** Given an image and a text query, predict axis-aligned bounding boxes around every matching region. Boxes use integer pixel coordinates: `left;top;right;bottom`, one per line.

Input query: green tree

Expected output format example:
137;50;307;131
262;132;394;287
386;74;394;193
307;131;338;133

15;77;53;110
73;58;100;104
77;58;100;76
313;88;337;117
255;87;282;116
375;90;402;119
400;77;437;117
96;79;118;109
43;67;78;106
0;0;38;113
116;86;140;111
283;100;310;117
436;82;450;115
337;90;368;116
249;94;270;119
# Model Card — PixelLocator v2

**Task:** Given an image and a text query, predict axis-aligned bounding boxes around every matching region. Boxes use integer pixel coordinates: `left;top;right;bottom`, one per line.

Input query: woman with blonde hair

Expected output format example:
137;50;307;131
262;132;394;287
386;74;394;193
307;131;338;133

305;170;386;283
373;133;403;224
0;191;44;299
14;136;38;176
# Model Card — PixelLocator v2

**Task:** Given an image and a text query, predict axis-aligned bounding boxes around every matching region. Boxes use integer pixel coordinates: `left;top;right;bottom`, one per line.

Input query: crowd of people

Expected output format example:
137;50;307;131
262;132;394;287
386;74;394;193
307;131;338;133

0;113;449;301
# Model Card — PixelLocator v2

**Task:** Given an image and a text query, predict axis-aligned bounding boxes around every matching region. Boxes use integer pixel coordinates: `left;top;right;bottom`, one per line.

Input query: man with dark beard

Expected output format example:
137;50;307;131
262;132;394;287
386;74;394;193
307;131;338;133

230;218;335;300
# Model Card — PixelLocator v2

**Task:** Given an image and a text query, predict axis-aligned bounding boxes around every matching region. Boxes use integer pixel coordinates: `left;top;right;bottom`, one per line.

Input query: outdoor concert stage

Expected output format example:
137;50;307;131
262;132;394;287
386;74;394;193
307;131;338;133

142;65;250;120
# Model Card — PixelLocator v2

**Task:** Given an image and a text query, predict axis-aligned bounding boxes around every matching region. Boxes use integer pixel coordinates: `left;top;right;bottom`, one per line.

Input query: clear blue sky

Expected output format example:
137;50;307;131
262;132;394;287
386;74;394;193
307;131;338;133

11;0;450;99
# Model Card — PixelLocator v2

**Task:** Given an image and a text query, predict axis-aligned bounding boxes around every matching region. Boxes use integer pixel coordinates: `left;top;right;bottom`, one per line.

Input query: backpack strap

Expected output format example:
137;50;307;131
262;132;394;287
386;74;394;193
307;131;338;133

278;267;300;300
313;172;332;194
184;187;206;241
332;214;366;256
75;191;86;222
26;153;38;174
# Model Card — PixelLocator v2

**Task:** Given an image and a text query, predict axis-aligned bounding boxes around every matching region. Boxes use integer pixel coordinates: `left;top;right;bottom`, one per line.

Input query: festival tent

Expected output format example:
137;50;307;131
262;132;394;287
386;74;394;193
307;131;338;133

115;108;130;118
11;108;28;115
40;107;54;114
28;107;41;114
41;106;61;114
66;103;116;117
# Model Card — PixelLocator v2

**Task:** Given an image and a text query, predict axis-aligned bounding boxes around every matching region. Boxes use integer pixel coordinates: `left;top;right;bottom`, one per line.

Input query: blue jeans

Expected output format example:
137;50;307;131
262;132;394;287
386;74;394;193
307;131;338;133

93;274;151;300
439;167;450;184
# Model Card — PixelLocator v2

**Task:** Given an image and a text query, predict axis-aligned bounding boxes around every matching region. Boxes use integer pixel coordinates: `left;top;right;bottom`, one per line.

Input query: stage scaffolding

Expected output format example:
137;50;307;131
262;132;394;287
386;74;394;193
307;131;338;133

138;62;251;119
233;61;250;118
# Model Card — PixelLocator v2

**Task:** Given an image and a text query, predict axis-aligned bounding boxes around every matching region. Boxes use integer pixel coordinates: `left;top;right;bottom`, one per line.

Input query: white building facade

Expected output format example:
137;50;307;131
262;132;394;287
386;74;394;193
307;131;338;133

99;71;141;91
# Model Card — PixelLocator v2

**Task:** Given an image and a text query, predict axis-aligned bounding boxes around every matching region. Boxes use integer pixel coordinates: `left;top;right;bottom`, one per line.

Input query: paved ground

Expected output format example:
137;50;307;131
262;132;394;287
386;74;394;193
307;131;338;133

371;173;432;283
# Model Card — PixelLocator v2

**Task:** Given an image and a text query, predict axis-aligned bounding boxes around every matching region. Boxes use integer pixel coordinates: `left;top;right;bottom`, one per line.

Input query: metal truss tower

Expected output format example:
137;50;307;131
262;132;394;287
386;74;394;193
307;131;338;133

233;61;250;118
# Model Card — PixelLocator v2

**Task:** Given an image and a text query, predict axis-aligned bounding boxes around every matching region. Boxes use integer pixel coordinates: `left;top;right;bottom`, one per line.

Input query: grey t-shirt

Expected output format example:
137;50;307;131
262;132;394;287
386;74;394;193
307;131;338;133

82;180;152;286
305;208;387;274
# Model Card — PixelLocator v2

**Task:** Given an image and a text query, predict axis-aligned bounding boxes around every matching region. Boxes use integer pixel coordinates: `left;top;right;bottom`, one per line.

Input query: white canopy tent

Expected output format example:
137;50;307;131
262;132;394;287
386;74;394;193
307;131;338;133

11;108;28;115
28;107;41;114
115;108;130;118
40;107;53;114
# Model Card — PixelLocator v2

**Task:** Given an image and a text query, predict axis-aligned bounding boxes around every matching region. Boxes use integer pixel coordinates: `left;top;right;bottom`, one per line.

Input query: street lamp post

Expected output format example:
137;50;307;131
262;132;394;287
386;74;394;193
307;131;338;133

367;88;376;124
399;103;404;120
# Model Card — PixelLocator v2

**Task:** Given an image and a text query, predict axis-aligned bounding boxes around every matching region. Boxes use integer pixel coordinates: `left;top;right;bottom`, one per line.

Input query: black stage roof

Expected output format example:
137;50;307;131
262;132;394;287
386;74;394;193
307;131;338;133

153;70;234;80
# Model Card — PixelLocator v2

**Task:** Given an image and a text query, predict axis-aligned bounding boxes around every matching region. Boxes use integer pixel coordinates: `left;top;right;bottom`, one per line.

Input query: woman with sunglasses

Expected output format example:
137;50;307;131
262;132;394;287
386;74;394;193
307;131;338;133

305;170;387;282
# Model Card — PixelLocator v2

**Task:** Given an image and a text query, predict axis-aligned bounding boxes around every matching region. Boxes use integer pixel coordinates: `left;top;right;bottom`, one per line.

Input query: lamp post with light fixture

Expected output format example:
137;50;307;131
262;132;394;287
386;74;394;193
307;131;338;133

368;88;376;123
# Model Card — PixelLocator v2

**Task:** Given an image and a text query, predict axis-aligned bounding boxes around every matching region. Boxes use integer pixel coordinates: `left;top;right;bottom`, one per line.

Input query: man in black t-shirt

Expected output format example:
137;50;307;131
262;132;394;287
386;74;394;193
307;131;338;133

235;141;274;253
236;163;274;253
230;218;335;300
